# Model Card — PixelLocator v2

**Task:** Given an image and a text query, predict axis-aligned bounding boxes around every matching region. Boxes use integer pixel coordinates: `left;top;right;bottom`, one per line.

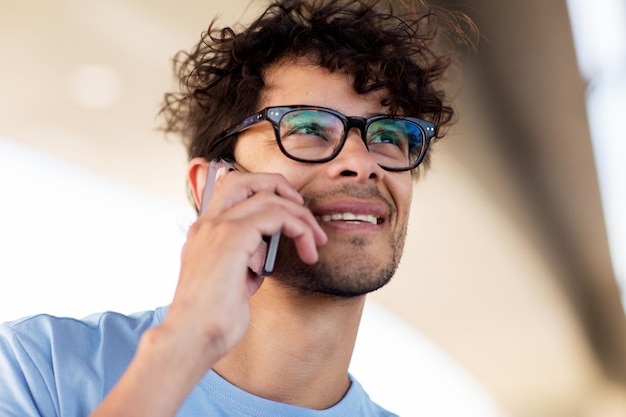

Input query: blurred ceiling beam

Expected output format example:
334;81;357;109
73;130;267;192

440;0;626;393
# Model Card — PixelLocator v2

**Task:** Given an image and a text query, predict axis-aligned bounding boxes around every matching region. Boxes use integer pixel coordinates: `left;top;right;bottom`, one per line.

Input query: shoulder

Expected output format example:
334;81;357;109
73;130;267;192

2;307;164;352
1;308;165;364
0;307;166;415
2;308;162;365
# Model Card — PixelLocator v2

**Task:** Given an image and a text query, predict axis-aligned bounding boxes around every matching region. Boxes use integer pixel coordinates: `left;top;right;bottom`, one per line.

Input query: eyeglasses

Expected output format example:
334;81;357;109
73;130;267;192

213;105;436;171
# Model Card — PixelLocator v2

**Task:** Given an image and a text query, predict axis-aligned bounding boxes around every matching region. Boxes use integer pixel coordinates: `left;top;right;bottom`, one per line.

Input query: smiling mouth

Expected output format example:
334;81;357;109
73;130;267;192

315;212;383;225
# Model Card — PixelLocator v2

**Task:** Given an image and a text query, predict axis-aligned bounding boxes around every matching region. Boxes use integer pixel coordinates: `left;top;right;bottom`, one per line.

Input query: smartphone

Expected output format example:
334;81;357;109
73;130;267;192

200;159;280;276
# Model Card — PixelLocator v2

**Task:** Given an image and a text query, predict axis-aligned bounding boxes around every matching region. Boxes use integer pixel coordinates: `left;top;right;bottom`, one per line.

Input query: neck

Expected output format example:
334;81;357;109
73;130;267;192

212;280;366;410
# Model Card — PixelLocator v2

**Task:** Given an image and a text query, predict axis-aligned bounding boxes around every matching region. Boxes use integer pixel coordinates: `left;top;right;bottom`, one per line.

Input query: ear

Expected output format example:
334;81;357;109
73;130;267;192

188;157;210;211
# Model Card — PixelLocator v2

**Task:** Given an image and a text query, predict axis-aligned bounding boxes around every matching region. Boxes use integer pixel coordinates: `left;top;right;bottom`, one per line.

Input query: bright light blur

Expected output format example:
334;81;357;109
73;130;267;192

566;0;626;310
0;136;500;416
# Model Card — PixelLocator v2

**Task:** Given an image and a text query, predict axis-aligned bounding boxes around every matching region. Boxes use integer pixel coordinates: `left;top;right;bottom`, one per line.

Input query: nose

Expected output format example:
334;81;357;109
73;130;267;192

326;128;384;182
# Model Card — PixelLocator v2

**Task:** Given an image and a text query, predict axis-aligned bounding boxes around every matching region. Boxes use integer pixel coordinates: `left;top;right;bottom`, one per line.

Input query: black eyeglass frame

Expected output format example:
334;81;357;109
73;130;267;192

212;105;436;172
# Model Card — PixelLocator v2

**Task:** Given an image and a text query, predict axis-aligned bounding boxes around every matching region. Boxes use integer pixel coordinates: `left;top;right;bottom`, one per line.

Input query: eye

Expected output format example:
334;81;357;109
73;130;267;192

368;121;407;148
369;129;404;146
280;111;341;142
286;122;328;138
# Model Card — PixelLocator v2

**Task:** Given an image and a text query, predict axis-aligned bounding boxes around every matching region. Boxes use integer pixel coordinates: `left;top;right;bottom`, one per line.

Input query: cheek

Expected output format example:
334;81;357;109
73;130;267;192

234;136;311;185
234;134;257;160
390;177;413;220
234;135;275;169
233;137;249;163
233;124;281;155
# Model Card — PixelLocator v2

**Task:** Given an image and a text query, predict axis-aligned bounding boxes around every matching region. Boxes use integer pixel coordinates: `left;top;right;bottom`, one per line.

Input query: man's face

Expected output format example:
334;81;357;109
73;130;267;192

234;59;413;297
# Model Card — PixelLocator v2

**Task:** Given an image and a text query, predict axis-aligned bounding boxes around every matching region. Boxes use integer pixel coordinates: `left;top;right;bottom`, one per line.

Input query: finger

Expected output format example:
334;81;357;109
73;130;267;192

207;171;304;214
222;207;322;264
218;190;327;246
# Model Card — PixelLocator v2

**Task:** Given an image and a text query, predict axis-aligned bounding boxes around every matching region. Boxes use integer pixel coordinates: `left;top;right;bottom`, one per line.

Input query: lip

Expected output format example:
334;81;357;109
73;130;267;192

312;199;389;227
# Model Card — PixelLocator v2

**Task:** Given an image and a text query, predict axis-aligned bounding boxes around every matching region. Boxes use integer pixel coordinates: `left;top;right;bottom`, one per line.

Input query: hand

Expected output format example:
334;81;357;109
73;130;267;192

163;166;327;366
91;167;326;417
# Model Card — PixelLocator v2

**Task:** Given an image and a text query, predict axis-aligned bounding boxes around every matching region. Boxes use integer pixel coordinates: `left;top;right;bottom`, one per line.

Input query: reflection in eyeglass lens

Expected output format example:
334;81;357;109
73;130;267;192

278;109;425;168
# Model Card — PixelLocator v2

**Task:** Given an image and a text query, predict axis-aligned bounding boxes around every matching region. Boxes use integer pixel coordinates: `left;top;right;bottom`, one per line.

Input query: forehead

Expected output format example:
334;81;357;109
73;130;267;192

260;58;389;117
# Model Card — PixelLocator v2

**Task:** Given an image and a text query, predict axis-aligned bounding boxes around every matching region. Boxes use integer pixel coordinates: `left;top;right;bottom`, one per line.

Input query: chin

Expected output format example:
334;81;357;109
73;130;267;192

271;243;398;298
267;226;406;297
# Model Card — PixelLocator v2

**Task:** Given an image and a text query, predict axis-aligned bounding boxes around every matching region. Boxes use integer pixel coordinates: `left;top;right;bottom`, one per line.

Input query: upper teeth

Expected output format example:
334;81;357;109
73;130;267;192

317;213;379;225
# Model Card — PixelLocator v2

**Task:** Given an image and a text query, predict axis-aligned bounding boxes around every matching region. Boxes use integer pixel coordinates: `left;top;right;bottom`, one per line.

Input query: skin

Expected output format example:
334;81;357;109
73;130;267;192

90;59;414;416
233;60;411;298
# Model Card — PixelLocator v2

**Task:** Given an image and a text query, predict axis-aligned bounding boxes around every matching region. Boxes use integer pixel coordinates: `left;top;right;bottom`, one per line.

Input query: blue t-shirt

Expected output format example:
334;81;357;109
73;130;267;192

0;307;398;416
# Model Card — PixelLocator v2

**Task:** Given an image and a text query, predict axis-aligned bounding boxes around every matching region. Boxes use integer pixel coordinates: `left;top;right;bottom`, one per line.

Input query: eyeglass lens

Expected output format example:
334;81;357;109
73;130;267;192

278;109;424;169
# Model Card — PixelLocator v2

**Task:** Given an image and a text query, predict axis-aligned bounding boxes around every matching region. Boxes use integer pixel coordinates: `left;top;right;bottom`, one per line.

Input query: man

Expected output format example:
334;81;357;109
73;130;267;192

0;0;473;415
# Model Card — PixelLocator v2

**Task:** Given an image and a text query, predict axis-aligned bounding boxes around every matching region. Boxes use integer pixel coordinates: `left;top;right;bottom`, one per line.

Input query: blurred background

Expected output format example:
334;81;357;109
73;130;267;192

0;1;624;416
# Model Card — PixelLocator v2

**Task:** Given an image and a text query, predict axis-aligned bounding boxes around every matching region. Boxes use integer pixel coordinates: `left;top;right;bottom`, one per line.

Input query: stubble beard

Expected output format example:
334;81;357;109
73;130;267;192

269;187;408;299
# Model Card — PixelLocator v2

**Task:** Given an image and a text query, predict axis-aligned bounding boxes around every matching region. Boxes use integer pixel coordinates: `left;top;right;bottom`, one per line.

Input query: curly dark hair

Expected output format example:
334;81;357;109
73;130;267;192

160;0;475;169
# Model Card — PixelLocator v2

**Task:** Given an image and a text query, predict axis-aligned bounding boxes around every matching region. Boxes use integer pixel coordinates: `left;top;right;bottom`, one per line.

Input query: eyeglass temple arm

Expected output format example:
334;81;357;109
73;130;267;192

217;112;265;141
